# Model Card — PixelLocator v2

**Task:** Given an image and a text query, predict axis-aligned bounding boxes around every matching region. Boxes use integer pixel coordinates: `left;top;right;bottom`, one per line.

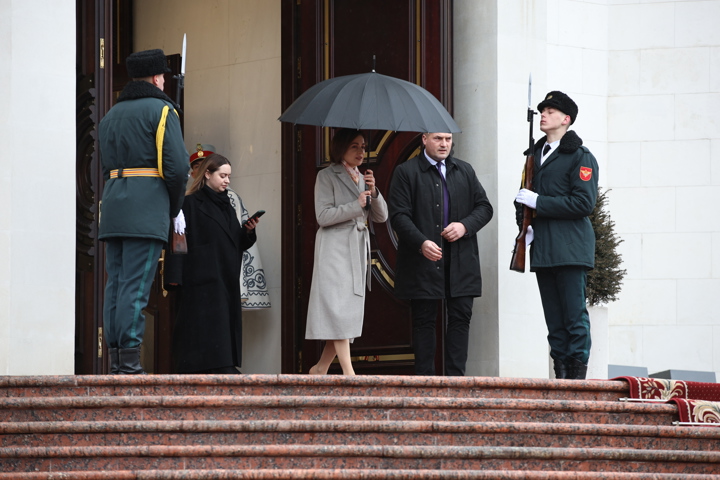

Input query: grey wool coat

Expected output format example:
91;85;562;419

305;163;388;340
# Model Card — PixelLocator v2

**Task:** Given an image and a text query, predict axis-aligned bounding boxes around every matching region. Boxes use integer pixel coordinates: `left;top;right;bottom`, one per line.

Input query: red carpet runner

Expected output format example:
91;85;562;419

614;376;720;424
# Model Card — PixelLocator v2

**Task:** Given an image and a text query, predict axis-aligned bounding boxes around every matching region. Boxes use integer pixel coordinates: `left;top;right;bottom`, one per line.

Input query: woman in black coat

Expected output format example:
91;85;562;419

172;153;259;373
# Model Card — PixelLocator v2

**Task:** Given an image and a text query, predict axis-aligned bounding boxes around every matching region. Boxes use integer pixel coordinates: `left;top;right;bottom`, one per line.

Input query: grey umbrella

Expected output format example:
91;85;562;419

278;71;461;133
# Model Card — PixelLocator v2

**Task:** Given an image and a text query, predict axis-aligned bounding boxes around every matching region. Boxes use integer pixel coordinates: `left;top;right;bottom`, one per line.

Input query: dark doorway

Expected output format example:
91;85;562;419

280;0;454;375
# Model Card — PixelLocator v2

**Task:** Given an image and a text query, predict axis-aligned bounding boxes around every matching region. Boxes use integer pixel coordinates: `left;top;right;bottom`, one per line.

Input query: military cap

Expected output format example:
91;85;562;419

126;49;172;79
537;91;578;125
189;144;217;165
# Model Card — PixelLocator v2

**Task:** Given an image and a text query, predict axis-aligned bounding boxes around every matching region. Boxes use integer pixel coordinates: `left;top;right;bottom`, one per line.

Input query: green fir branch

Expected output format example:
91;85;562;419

587;187;627;306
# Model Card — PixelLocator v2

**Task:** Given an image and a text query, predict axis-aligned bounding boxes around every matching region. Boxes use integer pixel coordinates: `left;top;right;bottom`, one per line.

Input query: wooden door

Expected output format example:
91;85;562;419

75;0;181;374
75;0;132;374
280;0;454;374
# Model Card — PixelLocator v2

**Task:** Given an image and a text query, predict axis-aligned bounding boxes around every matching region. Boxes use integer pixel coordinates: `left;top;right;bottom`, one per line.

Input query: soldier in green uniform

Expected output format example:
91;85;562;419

98;49;189;374
515;91;599;380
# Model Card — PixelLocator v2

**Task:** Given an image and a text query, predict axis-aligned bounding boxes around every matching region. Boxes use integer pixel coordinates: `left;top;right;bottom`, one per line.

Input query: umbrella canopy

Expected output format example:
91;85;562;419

278;71;461;133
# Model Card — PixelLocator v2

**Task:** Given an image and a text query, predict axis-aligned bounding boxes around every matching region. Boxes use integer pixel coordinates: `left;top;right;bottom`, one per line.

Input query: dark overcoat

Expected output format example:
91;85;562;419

389;152;493;299
529;130;599;270
98;81;189;242
171;187;257;373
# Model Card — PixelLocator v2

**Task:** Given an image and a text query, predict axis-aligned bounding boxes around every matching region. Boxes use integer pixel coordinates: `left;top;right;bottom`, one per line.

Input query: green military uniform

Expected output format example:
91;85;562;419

99;81;188;241
530;129;598;376
515;90;599;380
98;49;189;373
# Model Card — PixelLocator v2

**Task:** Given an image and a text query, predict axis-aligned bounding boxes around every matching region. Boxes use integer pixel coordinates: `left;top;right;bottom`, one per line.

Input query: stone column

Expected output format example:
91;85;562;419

454;0;553;378
0;1;77;374
453;0;500;377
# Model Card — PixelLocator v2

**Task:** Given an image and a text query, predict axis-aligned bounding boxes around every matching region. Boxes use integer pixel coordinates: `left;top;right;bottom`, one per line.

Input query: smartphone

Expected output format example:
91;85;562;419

243;210;265;227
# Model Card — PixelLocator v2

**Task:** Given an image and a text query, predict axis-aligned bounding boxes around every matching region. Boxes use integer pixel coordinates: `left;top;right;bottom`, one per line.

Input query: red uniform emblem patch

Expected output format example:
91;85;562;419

579;167;592;181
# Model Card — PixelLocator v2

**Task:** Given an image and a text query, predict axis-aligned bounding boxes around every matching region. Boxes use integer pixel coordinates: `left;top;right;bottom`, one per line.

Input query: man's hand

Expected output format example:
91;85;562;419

515;188;538;209
173;210;186;235
441;222;467;242
421;240;443;261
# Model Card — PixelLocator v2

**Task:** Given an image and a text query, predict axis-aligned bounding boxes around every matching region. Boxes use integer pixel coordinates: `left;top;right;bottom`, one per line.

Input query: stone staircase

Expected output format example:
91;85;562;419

1;375;719;479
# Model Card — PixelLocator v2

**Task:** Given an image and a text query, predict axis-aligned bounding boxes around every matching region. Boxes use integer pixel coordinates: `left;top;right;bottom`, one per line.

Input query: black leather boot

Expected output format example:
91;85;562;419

108;348;120;374
118;347;147;374
553;358;568;379
566;357;588;380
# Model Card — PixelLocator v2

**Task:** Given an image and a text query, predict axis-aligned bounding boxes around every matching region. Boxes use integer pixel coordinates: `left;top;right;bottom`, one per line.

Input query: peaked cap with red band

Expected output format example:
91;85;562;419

189;143;216;165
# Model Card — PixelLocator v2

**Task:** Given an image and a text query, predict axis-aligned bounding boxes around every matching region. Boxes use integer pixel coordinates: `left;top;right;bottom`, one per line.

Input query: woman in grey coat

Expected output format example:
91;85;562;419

306;129;388;375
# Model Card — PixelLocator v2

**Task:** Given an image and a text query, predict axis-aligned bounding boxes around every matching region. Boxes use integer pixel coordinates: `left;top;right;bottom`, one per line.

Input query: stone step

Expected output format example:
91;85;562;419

2;374;716;477
0;375;627;402
2;444;719;474
0;395;676;425
0;470;719;480
2;420;719;451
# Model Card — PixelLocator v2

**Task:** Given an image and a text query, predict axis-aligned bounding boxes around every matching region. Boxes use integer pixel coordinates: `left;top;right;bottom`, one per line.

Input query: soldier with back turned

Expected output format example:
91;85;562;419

98;49;189;374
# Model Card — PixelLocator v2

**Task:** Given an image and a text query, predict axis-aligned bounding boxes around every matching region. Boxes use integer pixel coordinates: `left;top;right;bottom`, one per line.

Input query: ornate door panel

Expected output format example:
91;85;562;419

75;0;131;374
281;0;453;374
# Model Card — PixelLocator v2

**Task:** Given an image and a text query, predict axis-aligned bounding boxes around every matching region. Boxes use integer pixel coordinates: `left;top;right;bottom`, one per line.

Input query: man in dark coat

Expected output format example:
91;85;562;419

389;132;493;376
98;49;189;374
515;91;599;380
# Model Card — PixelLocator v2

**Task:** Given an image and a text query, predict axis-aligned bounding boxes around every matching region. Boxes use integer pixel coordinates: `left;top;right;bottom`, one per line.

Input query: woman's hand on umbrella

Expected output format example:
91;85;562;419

363;169;376;195
358;190;372;208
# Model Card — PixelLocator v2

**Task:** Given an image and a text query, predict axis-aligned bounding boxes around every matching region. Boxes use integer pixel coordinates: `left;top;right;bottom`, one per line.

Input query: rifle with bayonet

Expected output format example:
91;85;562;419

168;33;188;257
510;75;537;273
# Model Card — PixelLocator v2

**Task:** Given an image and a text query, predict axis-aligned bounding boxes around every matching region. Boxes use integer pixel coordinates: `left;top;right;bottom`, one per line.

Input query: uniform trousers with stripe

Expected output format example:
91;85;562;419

103;238;163;348
535;266;592;365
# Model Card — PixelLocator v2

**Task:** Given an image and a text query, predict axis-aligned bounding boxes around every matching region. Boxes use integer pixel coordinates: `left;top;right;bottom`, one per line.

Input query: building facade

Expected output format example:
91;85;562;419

1;0;718;379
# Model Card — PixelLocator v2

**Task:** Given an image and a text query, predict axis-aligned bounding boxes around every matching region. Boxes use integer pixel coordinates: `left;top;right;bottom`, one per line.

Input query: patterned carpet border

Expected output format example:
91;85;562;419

614;376;720;424
670;398;720;424
613;376;720;401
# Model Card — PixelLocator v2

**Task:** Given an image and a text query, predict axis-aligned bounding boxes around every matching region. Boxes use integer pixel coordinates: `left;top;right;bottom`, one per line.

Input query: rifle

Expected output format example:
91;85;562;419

169;34;187;257
510;76;536;272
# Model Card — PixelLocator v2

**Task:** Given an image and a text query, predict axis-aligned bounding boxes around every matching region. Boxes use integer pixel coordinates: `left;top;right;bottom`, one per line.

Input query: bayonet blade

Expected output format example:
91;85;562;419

528;73;532;108
180;34;187;75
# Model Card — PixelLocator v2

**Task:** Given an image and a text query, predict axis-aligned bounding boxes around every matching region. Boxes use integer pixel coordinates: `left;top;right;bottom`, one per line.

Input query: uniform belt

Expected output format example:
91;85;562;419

109;168;161;179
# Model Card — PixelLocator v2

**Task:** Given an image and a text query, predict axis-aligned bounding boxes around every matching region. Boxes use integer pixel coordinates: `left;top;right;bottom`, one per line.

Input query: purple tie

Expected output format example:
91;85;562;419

436;162;450;228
